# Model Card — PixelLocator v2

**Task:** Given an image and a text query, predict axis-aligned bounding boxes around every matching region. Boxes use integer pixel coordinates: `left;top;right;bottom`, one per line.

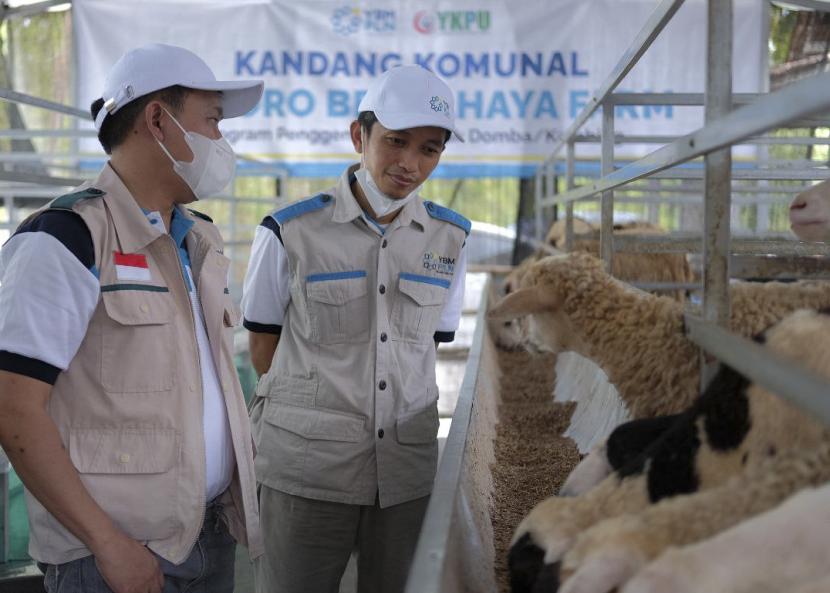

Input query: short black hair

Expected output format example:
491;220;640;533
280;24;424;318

358;111;451;144
90;85;189;154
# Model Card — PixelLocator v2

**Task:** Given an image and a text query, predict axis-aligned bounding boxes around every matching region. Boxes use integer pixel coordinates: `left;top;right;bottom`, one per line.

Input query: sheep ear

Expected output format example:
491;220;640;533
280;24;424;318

487;286;558;321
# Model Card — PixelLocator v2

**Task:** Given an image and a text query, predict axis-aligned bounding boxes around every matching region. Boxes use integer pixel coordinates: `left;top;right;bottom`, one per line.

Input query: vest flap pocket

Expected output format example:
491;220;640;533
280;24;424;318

396;404;439;445
398;276;447;307
102;289;173;325
306;274;367;305
264;403;365;442
69;428;179;474
223;300;242;327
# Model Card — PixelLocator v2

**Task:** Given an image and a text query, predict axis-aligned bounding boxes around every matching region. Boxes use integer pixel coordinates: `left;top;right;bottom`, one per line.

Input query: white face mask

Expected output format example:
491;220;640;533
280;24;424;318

354;130;421;218
354;167;420;219
156;108;236;200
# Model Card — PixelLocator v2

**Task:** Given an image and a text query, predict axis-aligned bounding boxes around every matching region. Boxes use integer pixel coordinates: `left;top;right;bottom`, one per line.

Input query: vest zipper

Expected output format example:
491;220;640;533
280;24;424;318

168;233;208;555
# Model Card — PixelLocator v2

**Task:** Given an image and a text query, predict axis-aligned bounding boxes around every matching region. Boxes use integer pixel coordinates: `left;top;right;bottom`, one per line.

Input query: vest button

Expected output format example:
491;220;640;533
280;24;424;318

381;239;388;248
377;428;384;439
119;453;131;464
380;332;388;342
139;304;149;313
378;380;387;390
379;284;386;295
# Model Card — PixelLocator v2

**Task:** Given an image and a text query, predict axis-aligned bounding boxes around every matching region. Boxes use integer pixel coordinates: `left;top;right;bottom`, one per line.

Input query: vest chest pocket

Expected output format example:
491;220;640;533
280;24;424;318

305;272;369;344
100;289;176;393
391;274;449;343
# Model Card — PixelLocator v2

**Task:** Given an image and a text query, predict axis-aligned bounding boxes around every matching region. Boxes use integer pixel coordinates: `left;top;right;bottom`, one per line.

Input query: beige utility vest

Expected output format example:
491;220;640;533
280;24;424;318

252;166;468;507
22;165;262;564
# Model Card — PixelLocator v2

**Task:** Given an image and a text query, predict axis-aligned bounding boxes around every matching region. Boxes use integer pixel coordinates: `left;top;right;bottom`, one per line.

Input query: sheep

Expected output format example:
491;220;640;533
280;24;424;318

494;249;546;351
546;218;693;302
500;307;830;593
544;216;596;247
790;178;830;242
489;252;830;419
583;480;830;593
560;443;830;593
490;253;830;464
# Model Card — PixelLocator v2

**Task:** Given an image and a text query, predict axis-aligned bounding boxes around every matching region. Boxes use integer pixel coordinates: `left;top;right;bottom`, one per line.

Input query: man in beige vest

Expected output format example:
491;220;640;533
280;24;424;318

0;44;263;593
242;65;469;593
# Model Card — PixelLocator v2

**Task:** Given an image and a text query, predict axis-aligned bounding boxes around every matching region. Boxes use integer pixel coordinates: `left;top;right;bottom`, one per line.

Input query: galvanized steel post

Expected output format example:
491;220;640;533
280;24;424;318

600;99;615;272
702;0;733;385
565;140;576;251
534;169;543;242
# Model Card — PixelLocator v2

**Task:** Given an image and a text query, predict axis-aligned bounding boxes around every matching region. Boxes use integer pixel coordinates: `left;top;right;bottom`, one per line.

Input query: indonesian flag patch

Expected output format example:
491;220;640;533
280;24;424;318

114;251;152;282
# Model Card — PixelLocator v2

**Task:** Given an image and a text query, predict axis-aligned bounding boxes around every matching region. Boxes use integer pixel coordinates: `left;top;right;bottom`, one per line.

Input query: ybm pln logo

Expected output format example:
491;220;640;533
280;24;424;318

423;251;456;276
331;6;396;36
413;10;491;34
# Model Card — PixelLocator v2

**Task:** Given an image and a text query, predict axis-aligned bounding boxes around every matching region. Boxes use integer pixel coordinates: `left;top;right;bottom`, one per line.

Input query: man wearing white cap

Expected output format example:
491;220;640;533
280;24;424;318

0;43;264;592
242;65;469;593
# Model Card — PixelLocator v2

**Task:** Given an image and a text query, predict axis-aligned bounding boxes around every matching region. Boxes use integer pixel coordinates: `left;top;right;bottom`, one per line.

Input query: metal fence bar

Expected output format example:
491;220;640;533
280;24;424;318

1;0;71;19
573;133;830;146
565;141;576;251
702;0;733;338
539;72;830;208
0;129;96;138
534;169;543;241
404;278;490;593
617;182;809;195
685;315;830;427
612;235;830;256
0;88;88;119
543;0;685;165
600;100;615;271
608;92;759;105
774;0;830;10
648;169;830;181
0;170;83;187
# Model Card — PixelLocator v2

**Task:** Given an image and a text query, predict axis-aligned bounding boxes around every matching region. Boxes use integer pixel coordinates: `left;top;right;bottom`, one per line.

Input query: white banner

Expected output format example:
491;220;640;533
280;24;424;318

74;0;765;178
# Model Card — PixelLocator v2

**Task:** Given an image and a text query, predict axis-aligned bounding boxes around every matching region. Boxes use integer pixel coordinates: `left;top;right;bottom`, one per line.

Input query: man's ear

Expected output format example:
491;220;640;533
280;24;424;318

144;101;165;142
350;120;363;154
487;286;558;321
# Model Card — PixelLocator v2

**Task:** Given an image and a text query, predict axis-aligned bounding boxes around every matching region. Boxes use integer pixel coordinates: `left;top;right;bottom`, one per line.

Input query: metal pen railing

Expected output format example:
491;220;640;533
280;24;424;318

530;0;830;423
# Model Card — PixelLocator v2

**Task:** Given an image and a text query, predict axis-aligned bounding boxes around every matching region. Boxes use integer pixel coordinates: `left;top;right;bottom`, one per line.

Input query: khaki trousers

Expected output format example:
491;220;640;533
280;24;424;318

255;485;429;593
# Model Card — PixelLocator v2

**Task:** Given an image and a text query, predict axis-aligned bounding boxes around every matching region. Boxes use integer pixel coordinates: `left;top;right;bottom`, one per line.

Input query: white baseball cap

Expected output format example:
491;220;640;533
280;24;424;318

358;65;464;142
94;43;264;131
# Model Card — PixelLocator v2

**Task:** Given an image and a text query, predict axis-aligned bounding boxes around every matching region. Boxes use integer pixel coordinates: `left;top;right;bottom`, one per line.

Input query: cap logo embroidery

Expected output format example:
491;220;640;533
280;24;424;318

429;96;451;118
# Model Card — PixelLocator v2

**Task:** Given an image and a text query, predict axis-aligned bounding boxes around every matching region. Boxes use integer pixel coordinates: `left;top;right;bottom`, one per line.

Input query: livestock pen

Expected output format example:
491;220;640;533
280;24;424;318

405;1;830;592
2;1;830;592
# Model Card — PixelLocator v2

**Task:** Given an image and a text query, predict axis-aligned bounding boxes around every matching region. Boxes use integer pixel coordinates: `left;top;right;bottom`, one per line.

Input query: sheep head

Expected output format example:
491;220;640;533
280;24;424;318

790;179;830;242
489;253;592;355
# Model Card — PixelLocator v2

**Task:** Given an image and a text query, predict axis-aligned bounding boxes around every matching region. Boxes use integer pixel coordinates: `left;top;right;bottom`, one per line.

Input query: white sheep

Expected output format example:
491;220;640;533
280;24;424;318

490;252;830;420
559;441;830;593
491;252;830;469
496;307;830;593
546;218;693;302
599;481;830;593
790;178;830;242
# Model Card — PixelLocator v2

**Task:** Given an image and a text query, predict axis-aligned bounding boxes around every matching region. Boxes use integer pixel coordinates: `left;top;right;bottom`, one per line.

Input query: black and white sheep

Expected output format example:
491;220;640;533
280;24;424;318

494;307;830;593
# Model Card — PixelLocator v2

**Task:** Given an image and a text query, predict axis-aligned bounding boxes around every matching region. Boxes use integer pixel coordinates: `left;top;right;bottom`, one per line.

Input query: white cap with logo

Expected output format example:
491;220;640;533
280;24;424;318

94;43;264;131
357;65;464;142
